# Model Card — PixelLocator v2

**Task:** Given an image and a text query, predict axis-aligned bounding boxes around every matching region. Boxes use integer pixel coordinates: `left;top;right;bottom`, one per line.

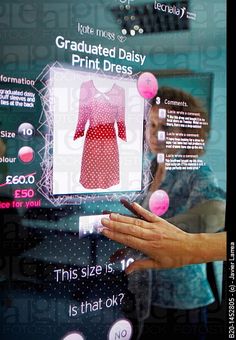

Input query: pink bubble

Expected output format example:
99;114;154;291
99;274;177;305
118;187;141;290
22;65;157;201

18;146;34;163
137;72;158;99
149;190;169;216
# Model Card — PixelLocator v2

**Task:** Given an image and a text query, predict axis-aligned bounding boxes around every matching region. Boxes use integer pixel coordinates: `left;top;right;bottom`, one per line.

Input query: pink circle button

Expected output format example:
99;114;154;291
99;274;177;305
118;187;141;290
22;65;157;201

149;189;169;216
18;146;34;163
137;72;158;99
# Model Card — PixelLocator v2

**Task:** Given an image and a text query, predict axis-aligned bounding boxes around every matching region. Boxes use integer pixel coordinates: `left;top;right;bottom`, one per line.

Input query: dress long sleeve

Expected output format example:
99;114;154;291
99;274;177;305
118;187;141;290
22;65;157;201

116;88;126;141
73;82;90;140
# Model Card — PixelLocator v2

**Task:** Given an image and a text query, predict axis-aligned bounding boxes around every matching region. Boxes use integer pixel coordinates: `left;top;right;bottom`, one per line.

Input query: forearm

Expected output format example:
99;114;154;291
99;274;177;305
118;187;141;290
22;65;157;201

187;232;227;264
168;200;226;233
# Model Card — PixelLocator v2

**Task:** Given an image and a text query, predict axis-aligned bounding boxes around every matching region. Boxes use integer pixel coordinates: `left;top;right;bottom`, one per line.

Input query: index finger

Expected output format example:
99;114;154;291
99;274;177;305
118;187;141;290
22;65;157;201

109;213;152;229
131;203;162;223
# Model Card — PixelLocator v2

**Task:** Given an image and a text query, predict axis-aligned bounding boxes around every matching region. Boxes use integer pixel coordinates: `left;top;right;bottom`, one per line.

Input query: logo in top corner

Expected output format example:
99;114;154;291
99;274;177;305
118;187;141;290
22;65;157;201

154;1;197;20
154;1;187;19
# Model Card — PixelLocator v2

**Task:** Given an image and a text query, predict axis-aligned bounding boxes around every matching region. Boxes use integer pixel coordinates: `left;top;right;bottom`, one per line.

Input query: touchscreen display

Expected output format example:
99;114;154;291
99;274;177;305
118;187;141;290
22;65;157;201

0;1;227;339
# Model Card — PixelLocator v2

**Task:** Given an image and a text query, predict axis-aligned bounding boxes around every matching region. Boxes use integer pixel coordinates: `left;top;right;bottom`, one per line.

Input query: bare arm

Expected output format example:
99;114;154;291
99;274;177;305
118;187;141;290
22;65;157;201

167;200;226;233
101;203;227;274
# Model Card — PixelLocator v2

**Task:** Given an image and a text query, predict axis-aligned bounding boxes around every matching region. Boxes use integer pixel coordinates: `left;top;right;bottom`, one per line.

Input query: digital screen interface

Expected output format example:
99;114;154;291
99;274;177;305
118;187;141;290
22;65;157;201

0;1;226;339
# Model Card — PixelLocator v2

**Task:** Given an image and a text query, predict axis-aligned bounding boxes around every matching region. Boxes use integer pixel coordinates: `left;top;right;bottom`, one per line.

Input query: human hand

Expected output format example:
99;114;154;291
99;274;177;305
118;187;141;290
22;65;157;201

101;203;195;273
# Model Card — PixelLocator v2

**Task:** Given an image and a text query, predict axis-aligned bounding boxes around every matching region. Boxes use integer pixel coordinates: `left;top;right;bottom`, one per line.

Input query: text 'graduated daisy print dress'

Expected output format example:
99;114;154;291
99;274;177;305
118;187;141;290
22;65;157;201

73;80;127;189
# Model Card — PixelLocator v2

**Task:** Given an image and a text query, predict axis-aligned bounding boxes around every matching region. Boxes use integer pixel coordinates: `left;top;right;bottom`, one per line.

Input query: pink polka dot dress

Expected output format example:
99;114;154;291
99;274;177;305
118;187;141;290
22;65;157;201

73;80;127;189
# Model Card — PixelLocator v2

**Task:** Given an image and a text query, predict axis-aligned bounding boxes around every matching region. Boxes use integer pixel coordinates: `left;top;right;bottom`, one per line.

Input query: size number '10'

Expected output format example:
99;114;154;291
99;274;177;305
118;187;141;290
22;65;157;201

22;128;33;136
121;258;134;271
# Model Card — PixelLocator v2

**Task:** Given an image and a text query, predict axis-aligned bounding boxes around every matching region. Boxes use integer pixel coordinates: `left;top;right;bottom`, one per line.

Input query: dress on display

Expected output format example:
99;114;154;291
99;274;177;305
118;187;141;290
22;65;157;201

73;80;126;189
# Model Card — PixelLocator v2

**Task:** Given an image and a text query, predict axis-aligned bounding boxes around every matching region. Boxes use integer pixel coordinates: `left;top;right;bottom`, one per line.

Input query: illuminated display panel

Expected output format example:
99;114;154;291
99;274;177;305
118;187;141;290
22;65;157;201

0;1;227;340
